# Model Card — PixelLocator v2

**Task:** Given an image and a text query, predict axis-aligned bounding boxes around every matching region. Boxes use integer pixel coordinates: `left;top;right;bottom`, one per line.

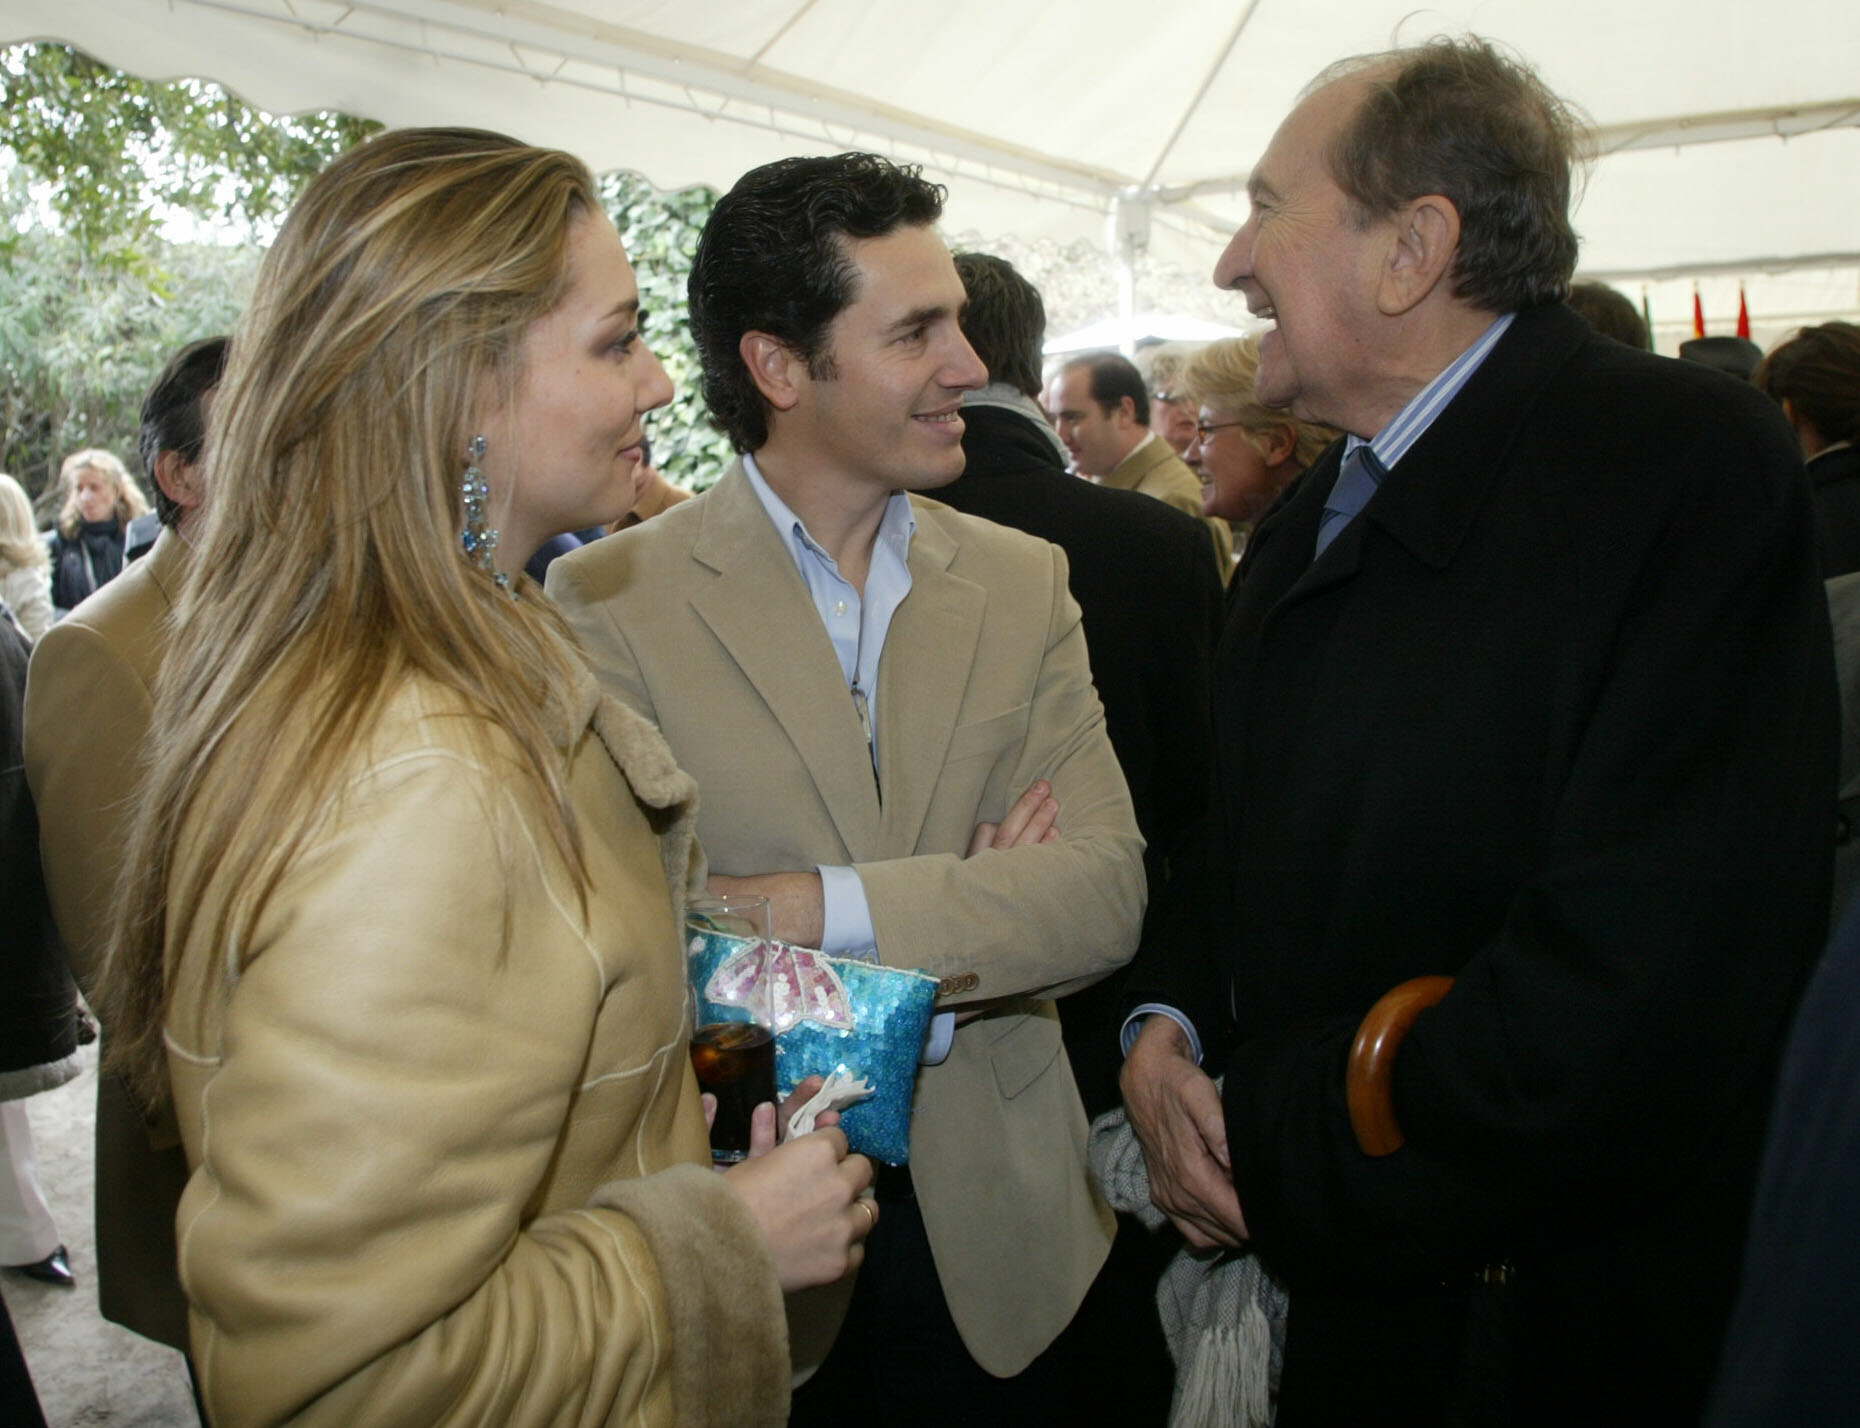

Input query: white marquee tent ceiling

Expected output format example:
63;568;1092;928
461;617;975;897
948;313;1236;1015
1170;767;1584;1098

4;0;1857;285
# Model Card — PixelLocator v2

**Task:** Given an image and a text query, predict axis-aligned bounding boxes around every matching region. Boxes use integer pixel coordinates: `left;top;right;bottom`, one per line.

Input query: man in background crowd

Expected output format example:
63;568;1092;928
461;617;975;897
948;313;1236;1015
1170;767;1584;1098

936;248;1218;1419
1048;351;1233;575
938;252;1219;1117
1564;279;1649;349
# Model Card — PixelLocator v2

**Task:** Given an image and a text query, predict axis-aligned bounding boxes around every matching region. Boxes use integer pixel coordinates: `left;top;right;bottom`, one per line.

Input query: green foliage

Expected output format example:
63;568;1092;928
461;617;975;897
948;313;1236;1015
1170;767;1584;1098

1;42;379;264
0;41;729;506
0;41;371;506
0;220;257;506
602;171;729;491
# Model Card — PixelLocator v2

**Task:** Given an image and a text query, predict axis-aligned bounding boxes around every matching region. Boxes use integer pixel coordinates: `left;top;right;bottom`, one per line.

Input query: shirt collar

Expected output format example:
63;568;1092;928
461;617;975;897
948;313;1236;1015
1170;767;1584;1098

741;452;917;574
1344;312;1516;471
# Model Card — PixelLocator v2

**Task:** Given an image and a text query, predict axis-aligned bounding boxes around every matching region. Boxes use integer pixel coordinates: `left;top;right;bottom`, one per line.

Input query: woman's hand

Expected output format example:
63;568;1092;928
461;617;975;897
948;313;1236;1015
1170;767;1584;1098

700;1074;838;1160
723;1128;876;1291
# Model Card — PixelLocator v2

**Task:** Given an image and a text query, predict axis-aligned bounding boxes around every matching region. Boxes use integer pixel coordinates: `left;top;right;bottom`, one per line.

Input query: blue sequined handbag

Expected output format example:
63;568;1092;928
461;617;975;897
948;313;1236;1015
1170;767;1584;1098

686;926;938;1165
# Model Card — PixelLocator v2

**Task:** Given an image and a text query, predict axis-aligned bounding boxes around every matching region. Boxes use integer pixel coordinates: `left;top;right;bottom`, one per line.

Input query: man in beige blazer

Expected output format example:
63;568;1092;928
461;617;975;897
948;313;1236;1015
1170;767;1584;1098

24;337;224;1374
550;154;1144;1424
1051;350;1235;577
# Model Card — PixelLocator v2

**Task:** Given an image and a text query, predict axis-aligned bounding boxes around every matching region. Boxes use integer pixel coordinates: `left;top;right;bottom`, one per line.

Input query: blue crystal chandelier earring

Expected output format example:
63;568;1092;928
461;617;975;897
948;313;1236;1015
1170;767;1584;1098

459;435;509;591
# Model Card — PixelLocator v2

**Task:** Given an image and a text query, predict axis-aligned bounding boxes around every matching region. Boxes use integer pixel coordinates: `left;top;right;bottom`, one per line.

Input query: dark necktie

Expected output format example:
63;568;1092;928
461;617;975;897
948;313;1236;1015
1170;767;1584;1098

1313;444;1385;561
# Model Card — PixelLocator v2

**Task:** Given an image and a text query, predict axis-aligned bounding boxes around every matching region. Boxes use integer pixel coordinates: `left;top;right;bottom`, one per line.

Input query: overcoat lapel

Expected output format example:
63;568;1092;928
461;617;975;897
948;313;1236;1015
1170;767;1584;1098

687;464;882;856
1226;443;1343;646
875;503;986;856
1355;305;1584;573
1240;305;1590;634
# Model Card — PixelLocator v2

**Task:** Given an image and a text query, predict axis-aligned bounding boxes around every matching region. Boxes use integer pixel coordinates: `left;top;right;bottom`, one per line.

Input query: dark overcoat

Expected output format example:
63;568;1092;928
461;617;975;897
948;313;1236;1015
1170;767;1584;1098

939;401;1221;1115
1807;441;1860;578
1149;303;1836;1425
0;616;77;1095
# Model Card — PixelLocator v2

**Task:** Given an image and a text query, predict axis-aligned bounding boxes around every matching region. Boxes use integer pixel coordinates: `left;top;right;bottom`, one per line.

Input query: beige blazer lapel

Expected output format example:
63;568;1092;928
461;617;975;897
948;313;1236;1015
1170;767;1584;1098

875;501;985;857
687;464;883;858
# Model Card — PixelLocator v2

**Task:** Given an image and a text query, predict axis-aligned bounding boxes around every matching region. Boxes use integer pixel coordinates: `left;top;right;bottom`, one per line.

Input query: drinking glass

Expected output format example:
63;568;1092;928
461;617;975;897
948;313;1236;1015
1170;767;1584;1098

685;895;777;1163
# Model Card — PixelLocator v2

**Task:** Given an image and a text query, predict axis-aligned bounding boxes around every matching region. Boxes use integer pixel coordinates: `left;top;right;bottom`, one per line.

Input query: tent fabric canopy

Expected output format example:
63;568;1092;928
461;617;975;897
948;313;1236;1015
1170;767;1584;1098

3;0;1857;283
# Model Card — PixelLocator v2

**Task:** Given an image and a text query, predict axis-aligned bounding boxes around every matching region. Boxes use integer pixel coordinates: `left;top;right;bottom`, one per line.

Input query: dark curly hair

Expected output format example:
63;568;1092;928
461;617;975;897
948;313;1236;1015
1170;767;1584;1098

1318;37;1588;313
688;153;946;452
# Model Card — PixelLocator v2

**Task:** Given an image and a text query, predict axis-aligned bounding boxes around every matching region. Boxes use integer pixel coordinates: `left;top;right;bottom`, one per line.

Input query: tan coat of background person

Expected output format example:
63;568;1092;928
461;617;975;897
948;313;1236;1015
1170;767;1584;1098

551;461;1140;1376
24;524;191;1350
1104;437;1235;579
24;335;226;1354
1103;432;1212;519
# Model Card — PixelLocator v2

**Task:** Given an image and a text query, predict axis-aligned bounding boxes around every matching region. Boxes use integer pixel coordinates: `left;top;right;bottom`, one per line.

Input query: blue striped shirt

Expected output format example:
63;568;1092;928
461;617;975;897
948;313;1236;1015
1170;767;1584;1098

1342;311;1515;475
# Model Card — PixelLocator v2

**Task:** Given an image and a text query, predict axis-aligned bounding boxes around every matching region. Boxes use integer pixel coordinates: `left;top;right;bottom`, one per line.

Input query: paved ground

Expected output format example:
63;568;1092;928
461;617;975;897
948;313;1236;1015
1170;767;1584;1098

3;1042;197;1427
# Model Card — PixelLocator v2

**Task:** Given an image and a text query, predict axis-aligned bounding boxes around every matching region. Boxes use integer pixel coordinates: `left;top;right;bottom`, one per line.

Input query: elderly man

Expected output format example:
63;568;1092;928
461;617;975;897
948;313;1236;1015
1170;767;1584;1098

550;153;1143;1424
1120;38;1833;1425
25;336;226;1368
1050;351;1233;575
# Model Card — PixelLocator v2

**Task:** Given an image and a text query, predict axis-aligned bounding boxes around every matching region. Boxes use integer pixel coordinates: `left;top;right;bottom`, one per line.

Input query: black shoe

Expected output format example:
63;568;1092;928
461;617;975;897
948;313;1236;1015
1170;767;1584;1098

7;1245;75;1287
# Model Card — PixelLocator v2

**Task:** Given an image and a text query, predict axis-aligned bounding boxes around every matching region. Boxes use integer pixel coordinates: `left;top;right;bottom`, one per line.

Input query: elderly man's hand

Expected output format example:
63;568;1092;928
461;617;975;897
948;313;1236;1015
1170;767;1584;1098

1121;1015;1249;1249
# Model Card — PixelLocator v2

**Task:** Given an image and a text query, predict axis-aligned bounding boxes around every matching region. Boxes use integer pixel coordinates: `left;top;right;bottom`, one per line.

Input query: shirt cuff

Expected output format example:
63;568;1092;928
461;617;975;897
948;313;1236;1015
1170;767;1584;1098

815;864;877;958
815;865;949;1066
921;1013;955;1067
1120;1004;1204;1064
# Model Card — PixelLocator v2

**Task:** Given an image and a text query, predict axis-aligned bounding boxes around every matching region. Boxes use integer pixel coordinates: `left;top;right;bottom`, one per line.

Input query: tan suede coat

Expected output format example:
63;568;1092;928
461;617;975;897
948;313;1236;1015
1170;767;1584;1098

160;661;788;1427
1104;435;1235;577
25;526;193;1348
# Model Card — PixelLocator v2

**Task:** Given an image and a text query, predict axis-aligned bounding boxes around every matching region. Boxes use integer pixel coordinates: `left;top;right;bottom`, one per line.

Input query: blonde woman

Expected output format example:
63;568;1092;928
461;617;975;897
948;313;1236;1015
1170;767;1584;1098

48;449;149;613
97;128;871;1428
1181;337;1339;542
0;474;53;640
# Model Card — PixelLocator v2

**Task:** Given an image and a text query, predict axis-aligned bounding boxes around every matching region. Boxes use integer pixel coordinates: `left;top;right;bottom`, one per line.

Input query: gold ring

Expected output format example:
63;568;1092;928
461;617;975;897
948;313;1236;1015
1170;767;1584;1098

855;1198;877;1234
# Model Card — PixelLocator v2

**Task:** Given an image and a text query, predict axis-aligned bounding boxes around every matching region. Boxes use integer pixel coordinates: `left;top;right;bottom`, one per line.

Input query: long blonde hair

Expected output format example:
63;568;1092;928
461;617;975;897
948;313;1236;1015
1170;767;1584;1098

55;448;150;539
100;128;600;1109
1181;337;1339;470
0;473;48;571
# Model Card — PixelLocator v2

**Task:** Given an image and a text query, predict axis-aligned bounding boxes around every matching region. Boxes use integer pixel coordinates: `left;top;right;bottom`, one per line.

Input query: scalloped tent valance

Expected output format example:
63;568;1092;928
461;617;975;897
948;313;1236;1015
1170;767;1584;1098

4;0;1855;290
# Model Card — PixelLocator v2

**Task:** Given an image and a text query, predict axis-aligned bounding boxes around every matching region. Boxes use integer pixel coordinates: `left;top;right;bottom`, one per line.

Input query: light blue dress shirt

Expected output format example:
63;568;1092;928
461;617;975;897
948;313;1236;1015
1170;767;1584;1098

1122;312;1516;1064
742;455;954;1063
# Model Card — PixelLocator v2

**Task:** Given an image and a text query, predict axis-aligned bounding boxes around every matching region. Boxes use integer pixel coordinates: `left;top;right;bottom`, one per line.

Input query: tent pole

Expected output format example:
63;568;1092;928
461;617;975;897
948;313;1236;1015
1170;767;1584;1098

1109;190;1152;357
1117;247;1137;357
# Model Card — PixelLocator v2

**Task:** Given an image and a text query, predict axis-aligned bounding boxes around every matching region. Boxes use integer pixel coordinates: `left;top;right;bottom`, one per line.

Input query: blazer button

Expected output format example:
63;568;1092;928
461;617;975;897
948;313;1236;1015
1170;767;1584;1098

936;972;979;997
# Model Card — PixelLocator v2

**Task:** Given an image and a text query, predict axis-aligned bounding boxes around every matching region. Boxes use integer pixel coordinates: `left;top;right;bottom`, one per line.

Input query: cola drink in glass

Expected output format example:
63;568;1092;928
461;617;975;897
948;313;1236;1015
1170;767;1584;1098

689;1021;777;1163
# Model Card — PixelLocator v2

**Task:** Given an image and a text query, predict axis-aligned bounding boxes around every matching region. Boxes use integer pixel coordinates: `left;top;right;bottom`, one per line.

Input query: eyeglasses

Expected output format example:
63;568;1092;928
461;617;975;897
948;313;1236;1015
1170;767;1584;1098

1193;420;1251;439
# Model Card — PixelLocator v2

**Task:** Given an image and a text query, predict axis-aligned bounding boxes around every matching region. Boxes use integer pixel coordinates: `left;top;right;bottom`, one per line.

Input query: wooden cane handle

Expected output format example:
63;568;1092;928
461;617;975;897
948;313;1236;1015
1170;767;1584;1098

1347;975;1454;1157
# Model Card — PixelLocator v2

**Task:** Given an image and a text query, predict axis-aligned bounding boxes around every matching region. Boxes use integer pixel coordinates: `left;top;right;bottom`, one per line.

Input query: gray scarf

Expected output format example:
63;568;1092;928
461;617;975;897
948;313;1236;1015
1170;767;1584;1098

962;383;1072;468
